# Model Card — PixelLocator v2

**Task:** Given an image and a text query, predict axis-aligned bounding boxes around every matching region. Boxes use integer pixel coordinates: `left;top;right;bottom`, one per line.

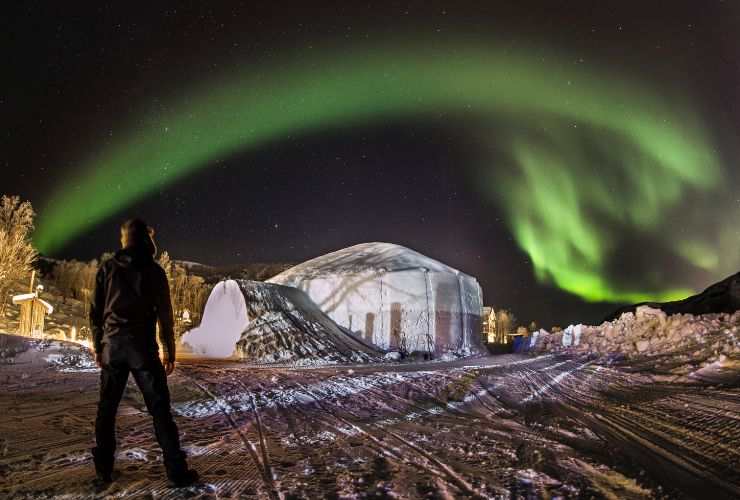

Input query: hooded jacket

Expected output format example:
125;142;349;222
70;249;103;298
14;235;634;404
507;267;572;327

89;247;176;362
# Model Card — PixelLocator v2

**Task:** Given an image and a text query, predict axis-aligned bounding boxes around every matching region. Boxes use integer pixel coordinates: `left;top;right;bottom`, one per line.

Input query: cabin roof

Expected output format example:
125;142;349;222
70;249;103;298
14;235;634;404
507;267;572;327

12;294;54;314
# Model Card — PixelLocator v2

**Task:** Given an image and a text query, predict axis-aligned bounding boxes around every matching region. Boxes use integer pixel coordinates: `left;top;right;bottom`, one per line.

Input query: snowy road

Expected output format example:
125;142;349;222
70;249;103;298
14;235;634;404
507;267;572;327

1;338;739;498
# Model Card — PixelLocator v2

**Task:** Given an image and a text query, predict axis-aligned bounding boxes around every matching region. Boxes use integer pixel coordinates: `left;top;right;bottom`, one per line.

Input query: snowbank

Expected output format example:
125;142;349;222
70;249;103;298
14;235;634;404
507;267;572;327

0;334;97;372
532;307;740;374
236;280;380;364
181;278;381;364
181;280;248;358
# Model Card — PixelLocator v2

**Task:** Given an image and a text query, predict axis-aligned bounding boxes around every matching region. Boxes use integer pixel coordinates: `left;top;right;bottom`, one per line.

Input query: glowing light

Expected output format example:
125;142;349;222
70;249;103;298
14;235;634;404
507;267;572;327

35;39;729;302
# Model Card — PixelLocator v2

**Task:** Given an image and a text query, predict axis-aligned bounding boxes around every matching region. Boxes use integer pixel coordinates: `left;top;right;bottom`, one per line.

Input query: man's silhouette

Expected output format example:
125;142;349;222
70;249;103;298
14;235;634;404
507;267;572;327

89;218;198;486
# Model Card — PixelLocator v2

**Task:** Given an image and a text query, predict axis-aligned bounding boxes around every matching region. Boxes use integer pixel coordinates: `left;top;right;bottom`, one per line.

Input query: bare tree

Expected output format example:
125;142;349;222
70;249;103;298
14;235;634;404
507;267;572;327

157;251;213;337
0;195;37;314
50;258;98;305
190;282;213;327
158;251;173;283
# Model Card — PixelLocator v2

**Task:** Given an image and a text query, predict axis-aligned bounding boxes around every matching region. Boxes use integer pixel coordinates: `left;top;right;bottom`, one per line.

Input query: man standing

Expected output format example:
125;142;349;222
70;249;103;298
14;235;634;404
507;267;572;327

89;218;198;487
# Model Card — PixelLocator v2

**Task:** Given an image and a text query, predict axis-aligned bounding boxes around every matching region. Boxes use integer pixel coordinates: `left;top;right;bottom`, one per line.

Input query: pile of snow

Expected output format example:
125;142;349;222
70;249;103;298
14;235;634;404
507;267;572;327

532;307;740;374
236;280;380;365
0;335;97;372
383;351;402;362
438;347;478;362
42;341;98;372
181;278;381;364
269;242;483;355
181;280;248;358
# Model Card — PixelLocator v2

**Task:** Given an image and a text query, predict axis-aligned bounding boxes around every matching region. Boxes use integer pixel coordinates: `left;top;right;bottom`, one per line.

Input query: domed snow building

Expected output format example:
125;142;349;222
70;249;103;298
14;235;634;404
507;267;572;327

269;242;484;355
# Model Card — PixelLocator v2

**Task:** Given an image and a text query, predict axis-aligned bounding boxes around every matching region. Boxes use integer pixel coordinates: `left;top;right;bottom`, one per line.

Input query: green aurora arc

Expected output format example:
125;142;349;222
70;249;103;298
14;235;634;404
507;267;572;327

36;40;730;303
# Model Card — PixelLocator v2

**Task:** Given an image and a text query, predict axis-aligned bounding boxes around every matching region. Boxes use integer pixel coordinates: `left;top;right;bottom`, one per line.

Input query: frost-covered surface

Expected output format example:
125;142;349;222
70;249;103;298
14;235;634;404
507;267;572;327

0;334;98;373
43;345;98;373
3;351;738;498
269;242;483;354
35;339;97;373
533;306;740;381
236;280;380;364
181;280;248;358
174;370;434;418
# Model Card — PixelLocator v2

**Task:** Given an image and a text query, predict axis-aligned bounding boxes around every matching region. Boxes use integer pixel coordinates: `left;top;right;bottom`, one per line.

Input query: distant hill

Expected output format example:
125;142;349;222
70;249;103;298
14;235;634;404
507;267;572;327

604;271;740;322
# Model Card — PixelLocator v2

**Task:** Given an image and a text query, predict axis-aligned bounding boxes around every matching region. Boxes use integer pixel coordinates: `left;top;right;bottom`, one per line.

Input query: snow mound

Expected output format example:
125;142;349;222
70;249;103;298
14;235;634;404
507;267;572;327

181;279;380;363
0;335;97;372
236;280;380;364
383;351;402;362
181;280;248;358
533;307;740;379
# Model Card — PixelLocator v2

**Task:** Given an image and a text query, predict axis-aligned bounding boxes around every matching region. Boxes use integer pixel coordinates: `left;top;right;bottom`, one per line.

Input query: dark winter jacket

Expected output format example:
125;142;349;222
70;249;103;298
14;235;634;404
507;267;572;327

89;247;176;362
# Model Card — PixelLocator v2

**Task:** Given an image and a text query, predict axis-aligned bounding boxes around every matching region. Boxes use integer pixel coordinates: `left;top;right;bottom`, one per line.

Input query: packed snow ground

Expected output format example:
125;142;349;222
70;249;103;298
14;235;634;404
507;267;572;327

1;333;739;499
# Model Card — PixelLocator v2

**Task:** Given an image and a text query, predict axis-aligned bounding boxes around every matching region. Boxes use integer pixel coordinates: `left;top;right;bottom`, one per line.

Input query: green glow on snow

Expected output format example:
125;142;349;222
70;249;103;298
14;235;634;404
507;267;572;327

35;40;723;303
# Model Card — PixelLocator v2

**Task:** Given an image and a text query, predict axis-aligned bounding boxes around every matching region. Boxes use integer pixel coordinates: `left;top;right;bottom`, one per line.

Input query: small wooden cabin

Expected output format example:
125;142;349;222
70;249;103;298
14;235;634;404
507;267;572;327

12;287;53;339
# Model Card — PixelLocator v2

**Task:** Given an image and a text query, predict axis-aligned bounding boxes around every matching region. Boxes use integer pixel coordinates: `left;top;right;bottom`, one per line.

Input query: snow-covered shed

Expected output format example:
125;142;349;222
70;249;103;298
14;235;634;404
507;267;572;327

12;291;53;339
269;242;484;355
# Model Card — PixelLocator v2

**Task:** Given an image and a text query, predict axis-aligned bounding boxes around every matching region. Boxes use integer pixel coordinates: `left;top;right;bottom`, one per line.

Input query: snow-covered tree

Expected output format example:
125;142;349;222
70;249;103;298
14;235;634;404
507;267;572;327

0;195;37;314
157;250;212;336
51;259;97;305
157;250;173;282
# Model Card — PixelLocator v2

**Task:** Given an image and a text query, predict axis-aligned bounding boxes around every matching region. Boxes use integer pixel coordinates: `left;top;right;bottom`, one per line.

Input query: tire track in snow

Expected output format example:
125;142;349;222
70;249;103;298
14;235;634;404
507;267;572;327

291;381;489;498
178;368;282;500
232;375;278;491
520;359;740;499
288;387;465;495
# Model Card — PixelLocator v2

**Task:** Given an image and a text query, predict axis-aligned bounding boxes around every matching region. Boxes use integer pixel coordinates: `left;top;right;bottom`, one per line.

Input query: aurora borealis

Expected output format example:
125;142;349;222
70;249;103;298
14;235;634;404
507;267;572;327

33;40;730;303
5;2;740;325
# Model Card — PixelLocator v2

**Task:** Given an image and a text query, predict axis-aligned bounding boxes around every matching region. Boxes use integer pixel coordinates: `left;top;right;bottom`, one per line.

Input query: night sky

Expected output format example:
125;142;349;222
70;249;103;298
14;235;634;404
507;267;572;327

3;2;739;328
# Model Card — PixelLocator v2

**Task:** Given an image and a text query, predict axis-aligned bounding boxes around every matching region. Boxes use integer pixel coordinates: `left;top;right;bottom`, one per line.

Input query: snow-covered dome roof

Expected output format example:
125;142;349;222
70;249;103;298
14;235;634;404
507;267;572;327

270;242;465;283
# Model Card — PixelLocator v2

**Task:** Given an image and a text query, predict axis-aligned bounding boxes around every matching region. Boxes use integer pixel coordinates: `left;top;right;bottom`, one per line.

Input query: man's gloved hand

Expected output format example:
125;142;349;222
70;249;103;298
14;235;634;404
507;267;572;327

165;360;175;376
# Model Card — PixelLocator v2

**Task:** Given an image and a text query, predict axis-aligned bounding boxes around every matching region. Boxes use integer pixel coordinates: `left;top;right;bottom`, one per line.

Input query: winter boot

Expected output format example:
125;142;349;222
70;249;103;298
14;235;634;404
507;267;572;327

168;468;200;488
91;447;114;483
165;450;199;487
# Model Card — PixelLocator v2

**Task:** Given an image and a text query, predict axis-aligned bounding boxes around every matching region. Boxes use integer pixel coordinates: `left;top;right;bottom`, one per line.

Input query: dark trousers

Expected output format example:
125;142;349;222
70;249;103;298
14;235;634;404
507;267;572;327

94;337;187;475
